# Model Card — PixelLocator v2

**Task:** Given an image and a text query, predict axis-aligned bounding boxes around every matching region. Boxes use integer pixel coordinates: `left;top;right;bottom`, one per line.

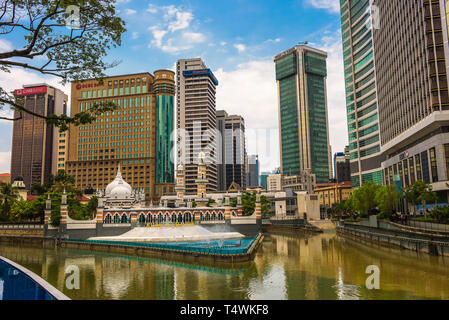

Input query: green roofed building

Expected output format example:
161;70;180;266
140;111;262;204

274;45;332;184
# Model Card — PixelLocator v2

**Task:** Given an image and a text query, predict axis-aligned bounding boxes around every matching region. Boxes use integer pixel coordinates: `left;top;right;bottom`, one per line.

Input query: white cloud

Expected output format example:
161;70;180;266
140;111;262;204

126;8;137;15
304;0;340;14
220;41;227;46
147;5;198;53
266;38;282;43
214;61;279;171
149;26;168;47
164;5;193;32
160;39;193;53
146;4;158;14
317;31;348;155
182;32;206;43
131;31;139;39
0;39;12;52
234;44;246;53
0;152;11;173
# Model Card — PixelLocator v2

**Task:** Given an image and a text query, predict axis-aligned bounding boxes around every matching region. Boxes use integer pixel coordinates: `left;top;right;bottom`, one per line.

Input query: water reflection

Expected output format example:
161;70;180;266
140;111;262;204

0;231;448;300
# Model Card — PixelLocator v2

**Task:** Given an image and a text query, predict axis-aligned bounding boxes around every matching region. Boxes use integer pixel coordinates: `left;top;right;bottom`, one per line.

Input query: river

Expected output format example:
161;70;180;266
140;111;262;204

1;230;448;300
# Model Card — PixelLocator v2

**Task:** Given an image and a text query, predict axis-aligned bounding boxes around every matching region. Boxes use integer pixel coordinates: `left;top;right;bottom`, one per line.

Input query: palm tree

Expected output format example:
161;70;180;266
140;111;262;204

0;183;20;221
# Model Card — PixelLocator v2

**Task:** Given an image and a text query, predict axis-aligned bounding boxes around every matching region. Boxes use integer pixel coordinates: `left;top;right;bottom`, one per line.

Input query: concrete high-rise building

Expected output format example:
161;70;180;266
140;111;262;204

274;45;332;184
260;171;271;191
216;110;246;191
339;0;385;187
373;0;449;205
334;146;351;183
246;154;259;187
176;58;219;194
66;71;175;201
11;84;68;188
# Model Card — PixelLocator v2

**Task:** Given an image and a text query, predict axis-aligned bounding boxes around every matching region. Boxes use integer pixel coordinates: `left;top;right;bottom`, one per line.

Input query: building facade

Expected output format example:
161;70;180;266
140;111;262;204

334;146;351;183
11;84;68;188
216;110;246;191
314;182;352;208
267;173;282;192
66;71;175;202
176;58;219;194
246;154;259;187
339;0;385;187
274;45;332;183
374;0;449;207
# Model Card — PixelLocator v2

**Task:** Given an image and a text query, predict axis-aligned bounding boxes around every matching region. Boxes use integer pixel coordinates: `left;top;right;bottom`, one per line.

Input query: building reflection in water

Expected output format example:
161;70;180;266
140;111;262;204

1;232;449;300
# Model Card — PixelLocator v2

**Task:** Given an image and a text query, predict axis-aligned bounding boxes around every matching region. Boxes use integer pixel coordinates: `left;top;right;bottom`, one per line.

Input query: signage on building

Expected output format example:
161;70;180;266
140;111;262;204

75;83;103;90
14;86;47;96
399;150;410;161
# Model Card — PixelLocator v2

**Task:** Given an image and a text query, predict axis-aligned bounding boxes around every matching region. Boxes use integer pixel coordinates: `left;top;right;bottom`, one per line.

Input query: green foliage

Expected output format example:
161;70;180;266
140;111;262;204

206;198;216;207
428;206;449;224
0;0;126;130
241;192;270;216
230;198;238;207
350;181;381;215
375;184;400;218
403;180;438;215
0;183;20;221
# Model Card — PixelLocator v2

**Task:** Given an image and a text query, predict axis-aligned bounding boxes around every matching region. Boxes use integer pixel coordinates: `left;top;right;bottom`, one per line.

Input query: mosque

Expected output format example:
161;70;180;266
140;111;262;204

89;152;261;235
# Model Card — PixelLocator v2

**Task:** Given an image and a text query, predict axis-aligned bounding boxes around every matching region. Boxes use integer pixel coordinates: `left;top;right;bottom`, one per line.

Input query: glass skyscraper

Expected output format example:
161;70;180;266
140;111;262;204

340;0;385;187
274;45;332;184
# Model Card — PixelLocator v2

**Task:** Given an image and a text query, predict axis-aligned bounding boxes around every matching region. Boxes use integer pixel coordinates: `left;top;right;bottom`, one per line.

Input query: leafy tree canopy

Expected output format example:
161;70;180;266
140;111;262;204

0;0;126;130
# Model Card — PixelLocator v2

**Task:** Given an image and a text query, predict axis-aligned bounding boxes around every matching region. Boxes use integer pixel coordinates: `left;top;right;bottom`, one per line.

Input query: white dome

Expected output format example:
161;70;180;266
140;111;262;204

105;165;132;197
110;181;132;199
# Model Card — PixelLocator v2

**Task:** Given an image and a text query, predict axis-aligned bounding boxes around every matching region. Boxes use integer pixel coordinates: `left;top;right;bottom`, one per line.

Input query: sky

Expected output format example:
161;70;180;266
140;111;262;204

0;0;346;174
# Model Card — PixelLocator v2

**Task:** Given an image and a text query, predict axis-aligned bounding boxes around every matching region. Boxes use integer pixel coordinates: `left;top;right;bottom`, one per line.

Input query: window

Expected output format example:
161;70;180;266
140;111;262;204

430;148;438;183
445;144;449;181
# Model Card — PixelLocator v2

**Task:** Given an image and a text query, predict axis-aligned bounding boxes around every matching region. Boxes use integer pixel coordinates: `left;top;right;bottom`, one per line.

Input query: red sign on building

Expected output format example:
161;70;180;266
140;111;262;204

14;86;47;96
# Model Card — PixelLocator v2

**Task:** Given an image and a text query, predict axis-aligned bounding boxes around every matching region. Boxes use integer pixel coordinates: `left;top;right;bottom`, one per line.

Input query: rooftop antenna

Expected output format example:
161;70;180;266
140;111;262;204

298;41;309;46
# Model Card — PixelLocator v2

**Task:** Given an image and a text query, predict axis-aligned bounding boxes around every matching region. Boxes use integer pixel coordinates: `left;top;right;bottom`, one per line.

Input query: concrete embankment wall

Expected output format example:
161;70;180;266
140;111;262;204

337;221;449;257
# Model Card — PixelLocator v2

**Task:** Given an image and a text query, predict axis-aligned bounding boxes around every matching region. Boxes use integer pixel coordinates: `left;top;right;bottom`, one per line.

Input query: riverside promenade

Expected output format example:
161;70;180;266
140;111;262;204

336;216;449;256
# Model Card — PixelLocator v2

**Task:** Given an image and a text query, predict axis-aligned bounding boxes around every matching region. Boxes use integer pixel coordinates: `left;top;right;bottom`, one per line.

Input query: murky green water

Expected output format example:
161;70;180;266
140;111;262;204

1;231;448;300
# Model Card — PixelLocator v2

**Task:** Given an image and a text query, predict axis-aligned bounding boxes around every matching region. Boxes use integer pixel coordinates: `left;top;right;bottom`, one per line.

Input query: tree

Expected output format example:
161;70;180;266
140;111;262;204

49;170;78;194
0;0;126;130
206;198;216;207
403;180;438;216
0;182;19;221
375;184;399;218
350;181;381;216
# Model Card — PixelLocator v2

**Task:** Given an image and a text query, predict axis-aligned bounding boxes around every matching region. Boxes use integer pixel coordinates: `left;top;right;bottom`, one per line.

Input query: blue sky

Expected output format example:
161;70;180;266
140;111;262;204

0;0;346;174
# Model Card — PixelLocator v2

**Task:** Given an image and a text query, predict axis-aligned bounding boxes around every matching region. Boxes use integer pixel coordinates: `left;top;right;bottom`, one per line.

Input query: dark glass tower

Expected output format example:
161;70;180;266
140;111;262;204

274;45;332;184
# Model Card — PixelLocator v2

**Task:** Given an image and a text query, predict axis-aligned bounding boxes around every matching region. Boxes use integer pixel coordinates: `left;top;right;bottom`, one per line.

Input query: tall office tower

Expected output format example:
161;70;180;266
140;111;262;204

11;84;68;188
374;0;449;204
66;71;175;201
274;45;332;184
246;154;259;186
176;58;219;194
339;0;385;187
216;110;246;191
334;146;351;183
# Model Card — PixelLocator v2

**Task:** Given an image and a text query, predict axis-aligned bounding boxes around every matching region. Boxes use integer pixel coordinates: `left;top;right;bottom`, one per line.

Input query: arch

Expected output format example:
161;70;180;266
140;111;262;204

113;214;120;224
164;213;170;224
185;212;192;222
205;212;211;221
212;212;217;221
104;214;112;224
171;213;177;223
177;212;183;223
218;212;224;221
138;214;145;224
121;214;128;224
157;213;163;223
